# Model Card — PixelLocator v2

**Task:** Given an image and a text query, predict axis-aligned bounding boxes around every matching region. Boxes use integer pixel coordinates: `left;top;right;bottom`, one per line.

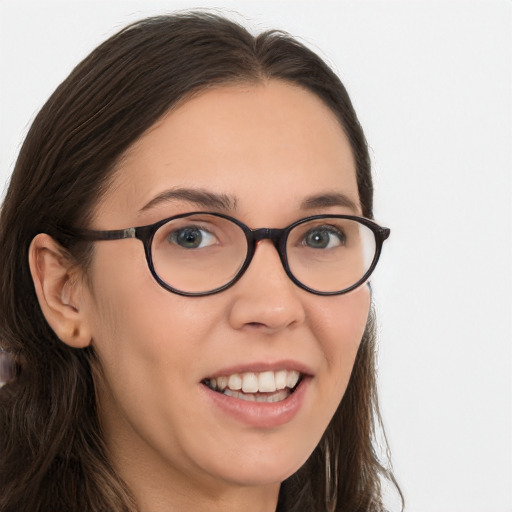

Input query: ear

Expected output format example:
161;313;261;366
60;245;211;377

28;233;92;348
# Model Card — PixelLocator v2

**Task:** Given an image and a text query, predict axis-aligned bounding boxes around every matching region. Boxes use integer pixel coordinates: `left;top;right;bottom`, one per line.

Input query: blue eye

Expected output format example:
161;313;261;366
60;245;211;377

303;226;345;249
169;226;216;249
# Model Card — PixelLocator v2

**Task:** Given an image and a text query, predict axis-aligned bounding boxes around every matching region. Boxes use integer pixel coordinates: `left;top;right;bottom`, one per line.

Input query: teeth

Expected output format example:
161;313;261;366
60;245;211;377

207;369;302;394
224;388;290;403
275;370;287;390
241;372;259;393
227;374;242;390
258;371;276;392
286;370;300;389
217;376;228;390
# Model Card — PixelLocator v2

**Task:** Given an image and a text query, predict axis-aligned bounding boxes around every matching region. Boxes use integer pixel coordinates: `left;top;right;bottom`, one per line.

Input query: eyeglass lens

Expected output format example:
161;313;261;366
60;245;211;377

151;214;377;294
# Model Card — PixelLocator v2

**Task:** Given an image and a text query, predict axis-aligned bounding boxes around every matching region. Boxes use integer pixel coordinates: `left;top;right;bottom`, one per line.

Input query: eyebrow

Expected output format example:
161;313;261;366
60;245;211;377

139;187;237;214
300;192;360;212
139;187;358;215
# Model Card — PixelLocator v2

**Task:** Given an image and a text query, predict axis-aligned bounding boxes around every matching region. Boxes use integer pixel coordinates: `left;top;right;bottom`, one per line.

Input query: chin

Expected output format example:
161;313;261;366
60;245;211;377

200;443;314;488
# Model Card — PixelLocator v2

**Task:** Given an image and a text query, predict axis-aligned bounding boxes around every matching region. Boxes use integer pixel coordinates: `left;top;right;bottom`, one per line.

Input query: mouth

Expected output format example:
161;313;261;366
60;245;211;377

201;369;303;403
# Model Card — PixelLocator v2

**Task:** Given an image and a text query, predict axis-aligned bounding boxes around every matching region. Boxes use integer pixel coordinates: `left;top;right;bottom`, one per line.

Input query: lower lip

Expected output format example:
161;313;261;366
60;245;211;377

201;378;310;429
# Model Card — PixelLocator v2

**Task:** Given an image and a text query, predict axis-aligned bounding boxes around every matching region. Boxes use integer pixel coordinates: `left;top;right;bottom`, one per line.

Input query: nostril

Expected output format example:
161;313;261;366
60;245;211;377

247;322;266;328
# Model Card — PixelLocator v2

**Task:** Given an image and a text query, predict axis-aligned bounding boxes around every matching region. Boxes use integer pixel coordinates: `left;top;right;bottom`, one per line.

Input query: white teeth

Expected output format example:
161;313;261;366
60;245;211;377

224;389;255;401
217;376;228;390
258;371;276;392
207;369;302;394
275;370;287;390
227;374;242;390
241;372;259;393
267;389;290;402
224;388;290;403
286;370;300;389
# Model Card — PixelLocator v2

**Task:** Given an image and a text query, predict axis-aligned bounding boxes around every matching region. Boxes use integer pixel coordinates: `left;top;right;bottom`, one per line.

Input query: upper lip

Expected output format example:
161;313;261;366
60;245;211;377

202;360;314;380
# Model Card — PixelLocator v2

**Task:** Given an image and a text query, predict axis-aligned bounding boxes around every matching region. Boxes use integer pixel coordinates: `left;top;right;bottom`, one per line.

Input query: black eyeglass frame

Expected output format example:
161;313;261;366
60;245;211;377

70;212;390;297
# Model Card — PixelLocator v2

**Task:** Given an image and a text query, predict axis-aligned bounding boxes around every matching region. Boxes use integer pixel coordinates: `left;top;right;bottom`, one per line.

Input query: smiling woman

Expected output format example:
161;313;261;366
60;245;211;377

0;12;401;512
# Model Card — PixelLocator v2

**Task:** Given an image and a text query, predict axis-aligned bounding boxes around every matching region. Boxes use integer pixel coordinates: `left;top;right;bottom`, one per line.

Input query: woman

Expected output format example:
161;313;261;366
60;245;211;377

0;12;400;512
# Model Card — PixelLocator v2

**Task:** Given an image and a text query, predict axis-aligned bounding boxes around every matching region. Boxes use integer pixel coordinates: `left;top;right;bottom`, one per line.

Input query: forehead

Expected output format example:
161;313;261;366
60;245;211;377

97;80;360;226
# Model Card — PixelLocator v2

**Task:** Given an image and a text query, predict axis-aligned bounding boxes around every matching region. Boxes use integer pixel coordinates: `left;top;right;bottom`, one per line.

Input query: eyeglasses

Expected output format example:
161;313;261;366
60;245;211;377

72;212;390;296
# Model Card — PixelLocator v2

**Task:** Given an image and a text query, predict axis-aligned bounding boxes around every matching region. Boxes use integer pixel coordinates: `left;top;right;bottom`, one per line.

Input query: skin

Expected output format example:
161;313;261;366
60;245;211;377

30;80;370;512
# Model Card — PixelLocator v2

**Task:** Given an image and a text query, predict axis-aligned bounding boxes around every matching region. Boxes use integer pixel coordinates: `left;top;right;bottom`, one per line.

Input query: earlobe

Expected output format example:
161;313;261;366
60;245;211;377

28;233;92;348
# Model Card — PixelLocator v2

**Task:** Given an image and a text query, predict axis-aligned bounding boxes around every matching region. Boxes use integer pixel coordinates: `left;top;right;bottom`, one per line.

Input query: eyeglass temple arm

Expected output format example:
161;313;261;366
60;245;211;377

70;227;138;241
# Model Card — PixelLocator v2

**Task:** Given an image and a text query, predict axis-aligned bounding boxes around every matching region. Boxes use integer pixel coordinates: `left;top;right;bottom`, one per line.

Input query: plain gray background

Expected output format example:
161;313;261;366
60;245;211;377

1;1;511;511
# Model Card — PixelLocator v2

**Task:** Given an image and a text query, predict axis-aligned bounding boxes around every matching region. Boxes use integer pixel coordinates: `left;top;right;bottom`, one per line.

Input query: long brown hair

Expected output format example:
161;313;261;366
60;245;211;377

0;12;401;511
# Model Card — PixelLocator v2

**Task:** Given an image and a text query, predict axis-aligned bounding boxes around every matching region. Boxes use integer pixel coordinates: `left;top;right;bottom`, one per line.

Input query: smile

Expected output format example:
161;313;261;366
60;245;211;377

203;370;302;403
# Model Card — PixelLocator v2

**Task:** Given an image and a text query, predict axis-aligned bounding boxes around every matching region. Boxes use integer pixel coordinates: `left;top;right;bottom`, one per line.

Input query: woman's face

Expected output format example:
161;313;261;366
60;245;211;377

81;81;370;502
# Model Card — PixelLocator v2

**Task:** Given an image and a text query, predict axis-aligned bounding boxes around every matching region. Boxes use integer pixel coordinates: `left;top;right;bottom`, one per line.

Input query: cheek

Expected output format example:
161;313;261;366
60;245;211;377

84;263;211;459
83;243;226;410
318;283;370;345
84;244;176;395
311;284;371;388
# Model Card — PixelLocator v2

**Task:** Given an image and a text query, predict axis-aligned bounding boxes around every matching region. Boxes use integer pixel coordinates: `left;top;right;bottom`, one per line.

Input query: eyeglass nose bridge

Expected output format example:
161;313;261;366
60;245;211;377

251;227;285;245
249;227;289;260
243;226;291;278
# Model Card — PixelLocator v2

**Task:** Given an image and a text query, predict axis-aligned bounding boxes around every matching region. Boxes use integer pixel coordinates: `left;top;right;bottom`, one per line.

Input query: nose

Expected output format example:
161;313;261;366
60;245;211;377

227;240;306;333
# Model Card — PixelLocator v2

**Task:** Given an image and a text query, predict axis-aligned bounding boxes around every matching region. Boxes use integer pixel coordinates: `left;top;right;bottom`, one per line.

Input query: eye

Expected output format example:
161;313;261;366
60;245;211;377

303;226;346;249
169;226;217;249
